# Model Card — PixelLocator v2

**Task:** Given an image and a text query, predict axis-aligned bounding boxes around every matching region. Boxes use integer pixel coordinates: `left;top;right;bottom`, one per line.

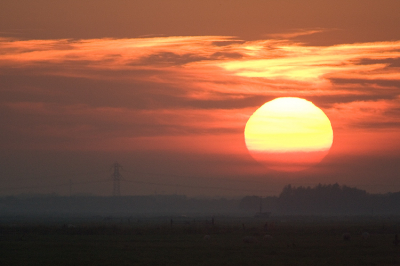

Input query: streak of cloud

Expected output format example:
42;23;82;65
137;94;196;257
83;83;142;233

1;36;400;159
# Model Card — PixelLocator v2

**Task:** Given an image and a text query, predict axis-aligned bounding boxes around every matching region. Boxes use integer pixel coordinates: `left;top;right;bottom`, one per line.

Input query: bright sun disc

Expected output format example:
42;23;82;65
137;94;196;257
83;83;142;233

244;97;333;172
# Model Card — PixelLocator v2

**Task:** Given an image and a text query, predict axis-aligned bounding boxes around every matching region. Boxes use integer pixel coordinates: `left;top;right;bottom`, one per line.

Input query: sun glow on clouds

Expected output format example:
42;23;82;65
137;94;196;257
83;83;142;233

219;42;400;83
1;37;400;88
1;35;400;159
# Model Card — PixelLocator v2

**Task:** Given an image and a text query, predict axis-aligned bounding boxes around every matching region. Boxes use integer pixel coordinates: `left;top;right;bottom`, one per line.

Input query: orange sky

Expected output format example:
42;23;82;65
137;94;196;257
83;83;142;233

1;0;400;196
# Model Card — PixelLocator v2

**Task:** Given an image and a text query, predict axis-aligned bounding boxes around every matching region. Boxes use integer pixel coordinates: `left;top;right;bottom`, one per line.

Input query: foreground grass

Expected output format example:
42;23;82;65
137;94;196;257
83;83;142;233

1;216;400;265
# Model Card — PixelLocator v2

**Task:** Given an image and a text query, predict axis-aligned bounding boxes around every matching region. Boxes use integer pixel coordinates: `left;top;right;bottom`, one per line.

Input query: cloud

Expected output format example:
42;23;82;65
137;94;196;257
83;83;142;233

1;36;400;155
325;98;400;131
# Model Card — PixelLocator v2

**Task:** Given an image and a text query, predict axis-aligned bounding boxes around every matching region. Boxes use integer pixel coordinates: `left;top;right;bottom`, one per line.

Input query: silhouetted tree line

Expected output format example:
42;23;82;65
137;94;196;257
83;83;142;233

241;183;400;216
277;183;369;215
3;184;400;216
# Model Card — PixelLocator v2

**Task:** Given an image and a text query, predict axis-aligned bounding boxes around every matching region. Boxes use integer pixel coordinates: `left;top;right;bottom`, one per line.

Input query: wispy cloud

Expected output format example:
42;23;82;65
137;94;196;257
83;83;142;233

1;36;400;154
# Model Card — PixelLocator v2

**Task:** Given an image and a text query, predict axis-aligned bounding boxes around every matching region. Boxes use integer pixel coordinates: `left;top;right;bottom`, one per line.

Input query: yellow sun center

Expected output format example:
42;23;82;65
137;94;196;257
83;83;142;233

244;97;333;172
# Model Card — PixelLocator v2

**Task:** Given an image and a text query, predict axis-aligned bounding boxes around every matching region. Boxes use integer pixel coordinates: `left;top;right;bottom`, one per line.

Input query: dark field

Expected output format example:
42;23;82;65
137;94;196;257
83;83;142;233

1;216;400;265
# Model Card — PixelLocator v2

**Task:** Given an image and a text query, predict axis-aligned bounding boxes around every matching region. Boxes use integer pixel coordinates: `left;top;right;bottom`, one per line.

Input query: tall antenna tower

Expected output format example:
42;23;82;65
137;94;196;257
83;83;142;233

112;162;122;197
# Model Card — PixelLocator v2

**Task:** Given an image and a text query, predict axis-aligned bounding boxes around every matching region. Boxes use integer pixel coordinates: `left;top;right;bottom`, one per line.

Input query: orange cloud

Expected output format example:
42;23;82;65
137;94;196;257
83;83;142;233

1;36;400;157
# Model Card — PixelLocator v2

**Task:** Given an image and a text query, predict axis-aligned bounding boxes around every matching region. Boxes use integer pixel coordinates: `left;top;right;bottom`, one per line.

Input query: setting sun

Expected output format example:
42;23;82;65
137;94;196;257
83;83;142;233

245;97;333;172
2;0;400;198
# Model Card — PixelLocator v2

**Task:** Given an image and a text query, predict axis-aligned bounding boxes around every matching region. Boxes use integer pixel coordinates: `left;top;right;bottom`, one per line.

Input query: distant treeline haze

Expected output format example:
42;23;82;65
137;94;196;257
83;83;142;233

252;183;400;216
1;184;400;216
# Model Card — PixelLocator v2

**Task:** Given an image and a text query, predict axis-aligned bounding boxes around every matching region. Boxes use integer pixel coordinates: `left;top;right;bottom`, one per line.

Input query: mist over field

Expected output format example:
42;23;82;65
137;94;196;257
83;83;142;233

3;184;400;266
2;184;400;218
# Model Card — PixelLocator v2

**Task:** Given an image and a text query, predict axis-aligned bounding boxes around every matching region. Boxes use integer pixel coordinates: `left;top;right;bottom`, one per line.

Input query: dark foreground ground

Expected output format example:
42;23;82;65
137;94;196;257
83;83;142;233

1;216;400;265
